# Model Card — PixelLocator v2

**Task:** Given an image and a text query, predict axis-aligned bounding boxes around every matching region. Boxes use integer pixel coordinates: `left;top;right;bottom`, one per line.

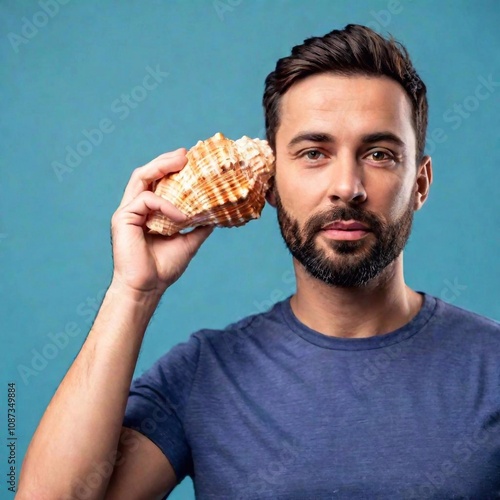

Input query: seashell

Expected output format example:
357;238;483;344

146;132;275;236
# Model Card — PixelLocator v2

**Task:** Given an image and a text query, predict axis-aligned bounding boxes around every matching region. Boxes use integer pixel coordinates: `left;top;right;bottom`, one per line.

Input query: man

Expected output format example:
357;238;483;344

18;24;500;499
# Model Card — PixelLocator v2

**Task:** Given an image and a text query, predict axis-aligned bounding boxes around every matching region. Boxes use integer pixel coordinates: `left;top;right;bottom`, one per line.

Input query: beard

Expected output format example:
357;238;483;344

274;190;415;288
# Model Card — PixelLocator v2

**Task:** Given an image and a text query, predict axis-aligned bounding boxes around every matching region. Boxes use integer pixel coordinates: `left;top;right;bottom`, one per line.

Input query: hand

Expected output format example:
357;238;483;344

110;148;213;297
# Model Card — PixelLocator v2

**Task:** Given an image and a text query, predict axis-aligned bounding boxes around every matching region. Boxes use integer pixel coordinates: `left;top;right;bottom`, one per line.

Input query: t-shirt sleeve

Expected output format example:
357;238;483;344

123;333;201;482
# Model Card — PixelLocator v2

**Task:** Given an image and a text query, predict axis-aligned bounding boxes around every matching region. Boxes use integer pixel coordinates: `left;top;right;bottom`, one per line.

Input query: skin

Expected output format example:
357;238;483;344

268;73;433;338
17;74;432;498
17;150;212;498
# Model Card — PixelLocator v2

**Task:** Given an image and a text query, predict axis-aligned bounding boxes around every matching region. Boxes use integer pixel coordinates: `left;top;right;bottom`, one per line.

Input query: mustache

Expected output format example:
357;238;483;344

303;206;383;237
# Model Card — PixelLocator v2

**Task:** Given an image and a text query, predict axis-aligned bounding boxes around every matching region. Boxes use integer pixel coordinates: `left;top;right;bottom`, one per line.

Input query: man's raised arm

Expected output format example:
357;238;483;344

17;149;213;499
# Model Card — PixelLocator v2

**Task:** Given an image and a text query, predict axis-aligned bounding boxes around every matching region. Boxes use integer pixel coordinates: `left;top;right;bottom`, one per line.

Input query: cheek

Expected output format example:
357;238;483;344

276;173;321;223
275;162;328;211
275;164;297;207
362;171;406;221
378;180;414;221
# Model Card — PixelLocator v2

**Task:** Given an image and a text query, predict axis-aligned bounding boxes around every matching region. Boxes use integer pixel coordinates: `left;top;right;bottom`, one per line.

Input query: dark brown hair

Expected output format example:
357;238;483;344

263;24;428;161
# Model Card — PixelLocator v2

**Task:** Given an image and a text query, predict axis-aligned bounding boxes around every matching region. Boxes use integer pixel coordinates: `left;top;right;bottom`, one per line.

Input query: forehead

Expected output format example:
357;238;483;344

277;73;415;148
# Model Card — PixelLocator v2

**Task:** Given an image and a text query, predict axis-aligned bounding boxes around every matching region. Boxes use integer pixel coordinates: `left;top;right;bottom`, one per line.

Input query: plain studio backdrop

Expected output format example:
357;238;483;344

1;0;499;498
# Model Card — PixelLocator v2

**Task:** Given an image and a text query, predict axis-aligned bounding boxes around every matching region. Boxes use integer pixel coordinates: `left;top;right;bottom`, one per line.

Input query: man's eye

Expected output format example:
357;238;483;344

368;150;393;162
303;150;324;160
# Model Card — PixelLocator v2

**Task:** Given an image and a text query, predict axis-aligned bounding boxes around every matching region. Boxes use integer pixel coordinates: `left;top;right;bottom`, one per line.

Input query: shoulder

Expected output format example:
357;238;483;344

189;299;289;359
433;295;499;328
429;293;500;343
146;299;288;376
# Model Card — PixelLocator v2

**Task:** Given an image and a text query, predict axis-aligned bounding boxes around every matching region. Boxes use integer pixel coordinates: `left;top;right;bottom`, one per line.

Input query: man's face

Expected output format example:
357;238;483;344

273;74;421;287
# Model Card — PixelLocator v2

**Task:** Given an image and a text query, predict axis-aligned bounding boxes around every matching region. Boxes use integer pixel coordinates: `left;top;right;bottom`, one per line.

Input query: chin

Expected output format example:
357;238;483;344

320;236;371;255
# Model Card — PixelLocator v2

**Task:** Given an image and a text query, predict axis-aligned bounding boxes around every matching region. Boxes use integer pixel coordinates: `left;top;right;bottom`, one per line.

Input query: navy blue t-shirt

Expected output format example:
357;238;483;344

123;293;500;498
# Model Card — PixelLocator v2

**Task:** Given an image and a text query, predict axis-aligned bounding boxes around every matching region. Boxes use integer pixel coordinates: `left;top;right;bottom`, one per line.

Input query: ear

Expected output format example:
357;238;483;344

265;177;277;207
413;155;433;211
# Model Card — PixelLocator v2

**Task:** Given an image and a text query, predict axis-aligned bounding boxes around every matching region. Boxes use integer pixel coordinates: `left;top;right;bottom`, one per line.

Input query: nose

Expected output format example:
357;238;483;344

326;153;367;204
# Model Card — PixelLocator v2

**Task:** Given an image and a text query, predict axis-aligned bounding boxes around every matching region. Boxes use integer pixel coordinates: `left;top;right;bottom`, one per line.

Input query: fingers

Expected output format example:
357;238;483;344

113;191;187;228
120;148;188;208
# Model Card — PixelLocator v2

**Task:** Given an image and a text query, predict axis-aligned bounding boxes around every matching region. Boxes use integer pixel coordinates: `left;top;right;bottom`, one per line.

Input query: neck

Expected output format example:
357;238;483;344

290;253;423;338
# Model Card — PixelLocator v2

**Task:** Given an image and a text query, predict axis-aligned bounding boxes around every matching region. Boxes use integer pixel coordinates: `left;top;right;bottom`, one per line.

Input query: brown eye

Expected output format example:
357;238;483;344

366;149;397;165
371;151;388;161
305;150;324;160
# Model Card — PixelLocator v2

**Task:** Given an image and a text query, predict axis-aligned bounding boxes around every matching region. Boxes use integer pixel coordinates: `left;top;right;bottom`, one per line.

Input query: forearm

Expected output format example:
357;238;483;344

18;282;161;498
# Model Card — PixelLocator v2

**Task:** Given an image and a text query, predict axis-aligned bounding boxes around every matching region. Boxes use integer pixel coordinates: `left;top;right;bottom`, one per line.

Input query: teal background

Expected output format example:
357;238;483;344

1;0;499;498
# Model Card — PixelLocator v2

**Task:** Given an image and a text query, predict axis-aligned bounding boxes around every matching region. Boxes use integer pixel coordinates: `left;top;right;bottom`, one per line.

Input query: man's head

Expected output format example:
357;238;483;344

263;25;432;288
264;24;428;161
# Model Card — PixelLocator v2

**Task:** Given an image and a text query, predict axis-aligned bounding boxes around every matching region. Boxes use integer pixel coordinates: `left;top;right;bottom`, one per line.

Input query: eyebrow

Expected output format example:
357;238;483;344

361;132;406;148
287;132;335;148
287;131;406;149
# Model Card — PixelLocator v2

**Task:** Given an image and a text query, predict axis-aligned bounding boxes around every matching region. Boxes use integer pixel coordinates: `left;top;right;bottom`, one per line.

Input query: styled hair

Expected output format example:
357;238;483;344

263;24;428;161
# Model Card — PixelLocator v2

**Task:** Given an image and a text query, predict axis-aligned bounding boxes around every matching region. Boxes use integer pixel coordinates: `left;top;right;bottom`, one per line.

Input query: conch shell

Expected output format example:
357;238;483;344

146;132;275;236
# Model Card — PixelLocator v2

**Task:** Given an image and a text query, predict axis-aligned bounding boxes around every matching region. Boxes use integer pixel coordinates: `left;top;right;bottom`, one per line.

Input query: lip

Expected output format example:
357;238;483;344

320;220;371;241
321;220;370;231
321;229;370;241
